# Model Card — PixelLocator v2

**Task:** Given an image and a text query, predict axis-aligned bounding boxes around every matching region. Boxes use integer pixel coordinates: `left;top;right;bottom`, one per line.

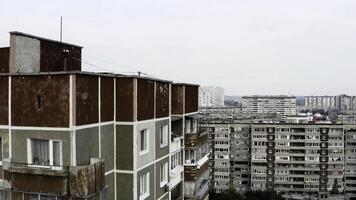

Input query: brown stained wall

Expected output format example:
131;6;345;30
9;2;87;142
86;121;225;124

137;79;154;121
4;172;68;195
40;40;81;72
0;47;9;73
75;75;98;126
0;77;8;125
171;85;184;115
116;77;134;122
184;161;209;181
155;81;170;118
11;75;69;127
100;77;114;122
185;85;199;114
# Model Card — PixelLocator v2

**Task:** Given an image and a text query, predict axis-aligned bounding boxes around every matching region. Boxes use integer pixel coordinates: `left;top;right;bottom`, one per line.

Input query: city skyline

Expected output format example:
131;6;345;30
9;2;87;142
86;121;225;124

1;0;356;95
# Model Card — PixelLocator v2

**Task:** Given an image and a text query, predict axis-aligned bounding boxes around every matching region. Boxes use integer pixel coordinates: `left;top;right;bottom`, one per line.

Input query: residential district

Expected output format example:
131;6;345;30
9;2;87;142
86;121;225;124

0;31;355;200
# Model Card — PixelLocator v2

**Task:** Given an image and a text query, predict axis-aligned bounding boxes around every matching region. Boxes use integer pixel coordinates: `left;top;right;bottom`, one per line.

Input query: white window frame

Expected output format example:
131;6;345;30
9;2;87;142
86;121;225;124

27;138;63;170
139;172;150;200
160;124;168;148
0;137;3;165
160;162;168;187
139;129;149;156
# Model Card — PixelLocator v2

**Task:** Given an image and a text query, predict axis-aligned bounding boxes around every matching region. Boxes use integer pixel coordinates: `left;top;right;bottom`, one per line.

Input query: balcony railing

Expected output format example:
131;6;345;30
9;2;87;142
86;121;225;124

2;158;106;198
196;179;209;199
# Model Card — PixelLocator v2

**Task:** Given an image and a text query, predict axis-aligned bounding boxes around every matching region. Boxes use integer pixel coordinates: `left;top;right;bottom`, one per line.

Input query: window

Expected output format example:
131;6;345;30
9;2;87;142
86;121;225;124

160;125;168;148
171;151;182;170
140;129;149;155
160;162;168;187
28;139;62;167
139;172;150;200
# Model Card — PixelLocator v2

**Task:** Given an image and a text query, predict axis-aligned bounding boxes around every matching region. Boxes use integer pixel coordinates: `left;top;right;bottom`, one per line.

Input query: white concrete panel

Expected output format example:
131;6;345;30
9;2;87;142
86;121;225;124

9;35;40;73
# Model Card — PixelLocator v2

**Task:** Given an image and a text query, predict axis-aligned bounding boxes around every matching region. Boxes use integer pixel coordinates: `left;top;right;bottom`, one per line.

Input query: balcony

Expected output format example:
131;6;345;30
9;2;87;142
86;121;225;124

170;165;183;189
2;158;106;198
185;131;208;148
196;179;209;200
170;135;183;153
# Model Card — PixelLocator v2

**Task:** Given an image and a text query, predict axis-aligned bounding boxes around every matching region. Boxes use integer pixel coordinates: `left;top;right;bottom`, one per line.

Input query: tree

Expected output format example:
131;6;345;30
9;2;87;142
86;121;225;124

210;189;244;200
244;190;284;200
331;179;339;194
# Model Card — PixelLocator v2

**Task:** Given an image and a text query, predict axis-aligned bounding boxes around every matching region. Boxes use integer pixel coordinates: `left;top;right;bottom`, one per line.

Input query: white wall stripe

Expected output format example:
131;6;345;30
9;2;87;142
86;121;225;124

8;76;12;159
98;77;101;158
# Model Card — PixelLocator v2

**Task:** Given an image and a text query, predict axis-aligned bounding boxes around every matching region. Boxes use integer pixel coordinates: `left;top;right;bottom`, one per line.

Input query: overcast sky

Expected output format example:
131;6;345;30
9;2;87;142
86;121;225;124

1;0;356;95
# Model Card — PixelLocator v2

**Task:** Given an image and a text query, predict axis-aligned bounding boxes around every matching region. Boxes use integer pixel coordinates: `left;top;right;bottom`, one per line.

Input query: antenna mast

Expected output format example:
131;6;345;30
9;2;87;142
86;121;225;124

60;16;63;42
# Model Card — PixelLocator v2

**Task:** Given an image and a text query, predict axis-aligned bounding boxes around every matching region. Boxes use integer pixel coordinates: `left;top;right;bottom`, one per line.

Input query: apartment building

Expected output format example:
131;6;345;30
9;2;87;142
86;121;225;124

304;96;336;110
199;86;224;108
336;95;356;112
171;84;209;200
0;31;201;200
241;96;296;117
204;121;356;200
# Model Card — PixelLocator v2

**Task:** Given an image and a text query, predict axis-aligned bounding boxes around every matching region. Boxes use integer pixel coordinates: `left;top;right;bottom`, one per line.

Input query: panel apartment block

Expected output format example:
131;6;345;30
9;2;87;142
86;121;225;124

0;31;201;200
205;121;356;200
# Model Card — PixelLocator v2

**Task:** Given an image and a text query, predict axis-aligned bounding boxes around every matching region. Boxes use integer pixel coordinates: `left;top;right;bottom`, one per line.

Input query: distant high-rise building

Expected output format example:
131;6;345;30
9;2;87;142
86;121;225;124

241;95;296;117
304;96;336;110
203;121;356;200
336;94;356;112
199;86;224;108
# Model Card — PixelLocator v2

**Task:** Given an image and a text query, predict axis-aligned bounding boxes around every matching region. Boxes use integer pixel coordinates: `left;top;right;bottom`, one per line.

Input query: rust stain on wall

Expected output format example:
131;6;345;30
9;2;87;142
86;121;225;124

171;84;184;115
0;76;8;125
116;77;134;122
40;40;81;72
11;75;69;127
100;77;114;122
155;81;169;118
185;85;199;114
0;47;9;73
137;79;154;121
75;74;99;126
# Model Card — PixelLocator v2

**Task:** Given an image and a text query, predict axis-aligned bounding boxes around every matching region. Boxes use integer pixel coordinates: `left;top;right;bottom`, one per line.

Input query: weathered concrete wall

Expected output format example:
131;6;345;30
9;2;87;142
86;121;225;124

0;76;8;125
137;121;155;169
100;124;114;172
0;129;9;160
116;125;133;170
117;173;133;200
69;160;105;196
155;157;169;199
155;119;170;159
156;81;170;118
40;40;81;72
6;172;68;195
11;130;71;166
9;35;40;73
116;77;134;122
76;127;99;166
137;164;154;200
100;77;114;122
172;85;184;115
0;129;9;179
11;75;70;127
137;79;154;121
0;47;9;73
185;85;199;114
75;74;99;126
